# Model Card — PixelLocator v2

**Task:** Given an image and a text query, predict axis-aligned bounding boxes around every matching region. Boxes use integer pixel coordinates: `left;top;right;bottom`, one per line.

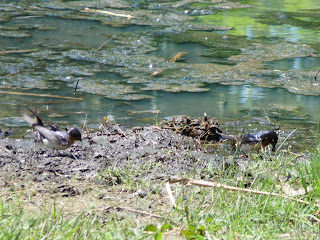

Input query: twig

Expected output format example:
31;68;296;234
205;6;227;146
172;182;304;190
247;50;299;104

74;78;81;95
0;90;83;100
166;178;315;209
315;69;320;80
14;100;80;105
94;37;114;55
115;125;127;138
166;180;180;208
83;7;136;19
120;206;164;219
82;113;89;133
14;16;43;20
99;123;108;133
277;128;296;151
71;152;79;161
168;52;188;62
0;49;38;55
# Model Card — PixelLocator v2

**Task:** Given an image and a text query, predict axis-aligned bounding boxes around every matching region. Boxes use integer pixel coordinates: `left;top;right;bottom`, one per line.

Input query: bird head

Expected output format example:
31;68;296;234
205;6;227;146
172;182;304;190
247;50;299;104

261;131;278;151
68;128;82;142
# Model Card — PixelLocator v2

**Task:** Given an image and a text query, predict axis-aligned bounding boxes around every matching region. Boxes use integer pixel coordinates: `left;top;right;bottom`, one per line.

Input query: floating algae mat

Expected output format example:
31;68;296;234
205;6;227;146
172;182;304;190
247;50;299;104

0;0;320;152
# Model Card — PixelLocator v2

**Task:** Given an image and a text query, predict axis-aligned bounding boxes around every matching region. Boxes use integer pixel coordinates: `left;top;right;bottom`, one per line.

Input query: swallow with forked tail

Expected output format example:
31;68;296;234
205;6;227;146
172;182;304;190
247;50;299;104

24;107;82;150
220;130;278;153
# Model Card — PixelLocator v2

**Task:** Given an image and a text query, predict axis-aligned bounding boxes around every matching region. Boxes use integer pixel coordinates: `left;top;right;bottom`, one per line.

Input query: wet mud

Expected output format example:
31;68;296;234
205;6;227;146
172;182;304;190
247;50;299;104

0;116;307;230
0;112;304;190
0;121;232;226
0;121;226;189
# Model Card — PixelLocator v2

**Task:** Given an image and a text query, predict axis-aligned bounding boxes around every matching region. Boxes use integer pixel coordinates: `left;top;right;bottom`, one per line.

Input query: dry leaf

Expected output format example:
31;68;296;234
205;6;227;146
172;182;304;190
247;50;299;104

150;69;164;77
168;52;188;62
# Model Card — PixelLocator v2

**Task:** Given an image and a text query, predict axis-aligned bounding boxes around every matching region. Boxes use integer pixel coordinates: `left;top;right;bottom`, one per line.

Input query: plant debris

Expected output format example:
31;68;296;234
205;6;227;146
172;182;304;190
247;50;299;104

168;52;188;62
161;113;222;142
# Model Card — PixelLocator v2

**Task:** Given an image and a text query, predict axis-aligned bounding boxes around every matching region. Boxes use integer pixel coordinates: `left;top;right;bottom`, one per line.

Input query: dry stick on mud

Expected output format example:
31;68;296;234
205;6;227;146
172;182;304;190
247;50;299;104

0;90;83;100
166;178;316;209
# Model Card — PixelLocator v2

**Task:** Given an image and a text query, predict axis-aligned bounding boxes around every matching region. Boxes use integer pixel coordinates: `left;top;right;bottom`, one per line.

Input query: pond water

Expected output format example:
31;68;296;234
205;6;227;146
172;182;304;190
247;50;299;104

199;0;320;43
267;57;320;71
0;0;319;152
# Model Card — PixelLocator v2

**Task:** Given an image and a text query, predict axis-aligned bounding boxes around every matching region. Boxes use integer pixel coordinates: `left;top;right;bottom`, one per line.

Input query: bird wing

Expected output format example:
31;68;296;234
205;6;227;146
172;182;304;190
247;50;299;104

241;134;260;145
25;107;60;131
219;133;238;143
254;131;268;139
24;114;37;126
25;106;44;126
34;125;69;147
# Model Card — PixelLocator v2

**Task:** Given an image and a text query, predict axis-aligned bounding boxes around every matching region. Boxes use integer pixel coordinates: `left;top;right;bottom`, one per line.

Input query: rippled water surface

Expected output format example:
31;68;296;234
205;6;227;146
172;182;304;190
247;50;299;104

0;0;320;151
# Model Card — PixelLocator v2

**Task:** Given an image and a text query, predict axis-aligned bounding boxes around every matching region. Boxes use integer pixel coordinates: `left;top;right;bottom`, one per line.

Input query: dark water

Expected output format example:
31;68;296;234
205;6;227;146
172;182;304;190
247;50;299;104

0;0;320;152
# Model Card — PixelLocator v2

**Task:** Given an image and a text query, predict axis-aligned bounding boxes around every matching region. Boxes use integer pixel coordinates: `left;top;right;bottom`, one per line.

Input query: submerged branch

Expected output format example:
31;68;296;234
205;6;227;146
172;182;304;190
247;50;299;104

0;49;38;55
168;52;188;62
0;90;83;101
94;36;114;55
83;8;136;19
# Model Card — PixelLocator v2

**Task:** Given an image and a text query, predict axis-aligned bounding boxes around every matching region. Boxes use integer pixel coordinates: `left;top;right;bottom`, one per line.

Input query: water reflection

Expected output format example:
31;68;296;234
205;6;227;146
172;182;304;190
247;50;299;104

1;83;319;127
1;17;150;49
267;57;320;70
200;0;320;43
0;83;319;152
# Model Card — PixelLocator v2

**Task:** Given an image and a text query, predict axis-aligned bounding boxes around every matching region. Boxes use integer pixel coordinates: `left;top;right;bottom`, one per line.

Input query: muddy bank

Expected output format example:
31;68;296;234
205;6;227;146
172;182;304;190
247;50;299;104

0;122;230;188
0;111;298;190
0;117;308;233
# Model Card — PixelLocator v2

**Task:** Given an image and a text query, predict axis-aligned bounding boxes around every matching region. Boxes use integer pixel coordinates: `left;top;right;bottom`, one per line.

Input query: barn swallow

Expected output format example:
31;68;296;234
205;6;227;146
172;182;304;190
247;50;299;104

24;107;82;150
220;130;278;153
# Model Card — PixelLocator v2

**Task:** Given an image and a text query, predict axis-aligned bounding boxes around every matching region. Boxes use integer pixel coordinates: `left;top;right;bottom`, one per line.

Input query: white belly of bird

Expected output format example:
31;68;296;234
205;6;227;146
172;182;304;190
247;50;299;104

240;142;262;153
42;138;69;150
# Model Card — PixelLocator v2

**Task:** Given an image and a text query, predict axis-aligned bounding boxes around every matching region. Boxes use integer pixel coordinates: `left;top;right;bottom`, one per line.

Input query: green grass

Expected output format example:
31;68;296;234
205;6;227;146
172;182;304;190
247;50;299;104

2;147;320;239
0;196;151;239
